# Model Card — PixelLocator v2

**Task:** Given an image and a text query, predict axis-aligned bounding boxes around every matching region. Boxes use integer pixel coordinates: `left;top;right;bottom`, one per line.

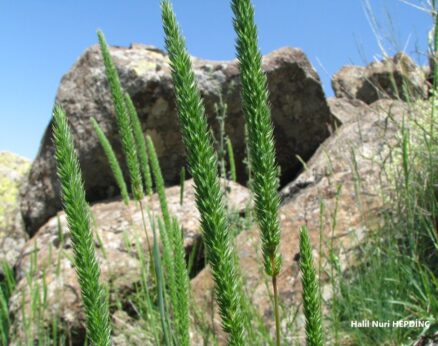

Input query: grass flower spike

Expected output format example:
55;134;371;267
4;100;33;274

125;93;153;196
97;30;144;201
91;117;129;205
299;226;323;346
231;0;281;278
231;0;282;343
53;105;111;346
161;1;245;343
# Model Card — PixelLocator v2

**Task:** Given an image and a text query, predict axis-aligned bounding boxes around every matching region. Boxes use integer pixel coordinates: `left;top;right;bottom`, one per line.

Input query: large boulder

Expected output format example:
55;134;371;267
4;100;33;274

9;179;251;345
0;152;30;278
191;100;412;344
332;53;428;104
20;44;333;236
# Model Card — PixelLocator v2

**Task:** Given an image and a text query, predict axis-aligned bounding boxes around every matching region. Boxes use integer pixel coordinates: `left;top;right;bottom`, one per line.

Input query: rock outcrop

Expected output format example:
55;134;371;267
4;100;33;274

327;97;370;125
9;179;251;345
0;152;30;278
332;53;428;104
20;44;333;236
191;100;412;344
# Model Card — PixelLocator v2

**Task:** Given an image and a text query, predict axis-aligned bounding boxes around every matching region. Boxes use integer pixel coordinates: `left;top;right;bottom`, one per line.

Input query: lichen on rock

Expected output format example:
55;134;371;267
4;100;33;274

0;151;30;276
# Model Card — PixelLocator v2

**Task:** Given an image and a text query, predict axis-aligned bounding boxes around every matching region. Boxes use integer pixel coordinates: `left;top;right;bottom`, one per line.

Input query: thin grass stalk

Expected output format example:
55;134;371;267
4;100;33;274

97;30;143;201
0;261;15;345
53;105;111;346
299;226;323;346
151;216;172;346
161;1;245;343
145;136;180;323
124;93;153;196
156;217;177;315
146;135;191;342
430;2;438;146
231;0;282;344
215;96;228;180
180;167;185;205
91;117;129;205
433;1;438;88
146;136;172;231
138;199;155;281
226;138;237;182
170;218;190;346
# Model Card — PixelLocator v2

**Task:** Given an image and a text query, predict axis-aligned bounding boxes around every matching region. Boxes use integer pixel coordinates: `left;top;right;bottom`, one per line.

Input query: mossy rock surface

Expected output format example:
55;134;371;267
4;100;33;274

0;151;30;274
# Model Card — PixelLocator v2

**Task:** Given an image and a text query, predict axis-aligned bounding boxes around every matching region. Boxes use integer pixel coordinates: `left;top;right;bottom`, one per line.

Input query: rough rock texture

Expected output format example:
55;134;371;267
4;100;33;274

9;179;250;345
191;100;412;344
20;44;333;236
332;53;428;104
0;152;30;277
327;97;370;125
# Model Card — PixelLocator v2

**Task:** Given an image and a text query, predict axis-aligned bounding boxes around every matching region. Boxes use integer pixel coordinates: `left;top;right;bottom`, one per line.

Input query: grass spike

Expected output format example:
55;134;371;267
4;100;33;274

231;0;282;344
124;93;153;196
53;105;111;346
231;0;281;278
97;30;143;201
161;1;245;344
299;225;323;346
91;117;129;205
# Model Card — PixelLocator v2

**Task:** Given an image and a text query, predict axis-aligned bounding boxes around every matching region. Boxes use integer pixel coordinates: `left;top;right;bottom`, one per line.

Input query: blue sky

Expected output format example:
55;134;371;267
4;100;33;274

0;0;431;160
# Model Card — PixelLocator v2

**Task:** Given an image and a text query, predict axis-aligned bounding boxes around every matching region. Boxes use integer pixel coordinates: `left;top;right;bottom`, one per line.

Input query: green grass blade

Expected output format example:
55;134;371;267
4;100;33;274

146;135;172;231
0;261;15;345
53;105;111;346
91;117;129;205
171;218;190;346
147;135;190;345
226;138;237;182
151;217;172;346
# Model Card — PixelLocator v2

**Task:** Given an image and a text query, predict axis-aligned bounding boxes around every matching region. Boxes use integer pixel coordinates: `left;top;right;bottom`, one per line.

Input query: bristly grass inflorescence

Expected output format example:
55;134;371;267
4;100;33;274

161;1;246;344
299;225;323;346
125;93;153;196
97;30;144;201
91;117;129;205
231;0;282;344
53;106;111;346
